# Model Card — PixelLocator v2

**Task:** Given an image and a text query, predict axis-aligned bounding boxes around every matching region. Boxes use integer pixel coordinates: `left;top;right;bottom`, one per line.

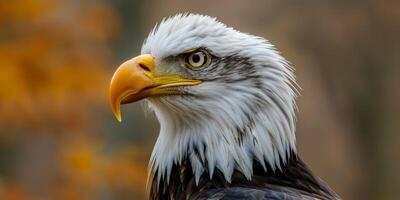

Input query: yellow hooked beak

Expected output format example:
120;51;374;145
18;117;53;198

109;54;201;122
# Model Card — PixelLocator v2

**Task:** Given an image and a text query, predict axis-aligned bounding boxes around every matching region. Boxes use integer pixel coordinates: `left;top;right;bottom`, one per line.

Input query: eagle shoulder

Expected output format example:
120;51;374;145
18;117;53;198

192;186;325;200
150;154;340;200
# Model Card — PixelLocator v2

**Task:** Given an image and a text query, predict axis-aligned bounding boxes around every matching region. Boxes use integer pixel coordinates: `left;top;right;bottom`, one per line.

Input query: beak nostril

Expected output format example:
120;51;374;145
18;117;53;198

139;63;151;73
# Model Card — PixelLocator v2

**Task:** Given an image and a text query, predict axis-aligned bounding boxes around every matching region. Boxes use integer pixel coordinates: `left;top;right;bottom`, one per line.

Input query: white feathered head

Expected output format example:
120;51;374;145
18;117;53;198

109;13;298;184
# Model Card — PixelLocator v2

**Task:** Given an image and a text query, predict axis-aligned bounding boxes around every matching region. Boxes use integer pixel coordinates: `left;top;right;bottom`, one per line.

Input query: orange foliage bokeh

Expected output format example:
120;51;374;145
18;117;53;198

0;1;147;199
2;1;399;200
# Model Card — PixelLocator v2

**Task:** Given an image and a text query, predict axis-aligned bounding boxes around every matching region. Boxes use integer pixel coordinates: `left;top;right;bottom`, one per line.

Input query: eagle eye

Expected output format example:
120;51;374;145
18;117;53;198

184;50;210;69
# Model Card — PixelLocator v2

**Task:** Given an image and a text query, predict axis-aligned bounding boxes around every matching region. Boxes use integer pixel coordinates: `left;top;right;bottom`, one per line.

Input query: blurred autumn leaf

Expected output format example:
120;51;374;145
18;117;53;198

56;136;148;200
1;0;399;200
0;1;148;199
0;0;118;133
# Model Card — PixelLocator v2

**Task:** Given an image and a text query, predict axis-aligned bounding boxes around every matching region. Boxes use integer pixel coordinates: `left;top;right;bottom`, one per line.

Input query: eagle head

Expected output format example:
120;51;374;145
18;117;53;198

109;14;298;184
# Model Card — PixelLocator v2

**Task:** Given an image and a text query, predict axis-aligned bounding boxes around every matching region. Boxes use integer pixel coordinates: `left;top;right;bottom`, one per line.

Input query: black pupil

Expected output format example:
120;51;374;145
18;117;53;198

192;54;201;63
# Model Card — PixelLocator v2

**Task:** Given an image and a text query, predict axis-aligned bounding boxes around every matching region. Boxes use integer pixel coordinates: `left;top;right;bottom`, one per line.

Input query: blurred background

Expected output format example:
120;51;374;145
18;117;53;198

0;0;399;199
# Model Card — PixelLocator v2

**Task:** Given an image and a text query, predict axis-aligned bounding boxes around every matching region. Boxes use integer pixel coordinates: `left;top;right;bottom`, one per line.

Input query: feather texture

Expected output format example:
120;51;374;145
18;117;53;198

143;13;298;186
150;154;340;199
136;13;340;199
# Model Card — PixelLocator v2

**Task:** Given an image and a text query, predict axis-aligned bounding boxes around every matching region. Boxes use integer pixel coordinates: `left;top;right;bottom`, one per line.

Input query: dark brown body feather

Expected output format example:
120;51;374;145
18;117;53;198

150;152;340;200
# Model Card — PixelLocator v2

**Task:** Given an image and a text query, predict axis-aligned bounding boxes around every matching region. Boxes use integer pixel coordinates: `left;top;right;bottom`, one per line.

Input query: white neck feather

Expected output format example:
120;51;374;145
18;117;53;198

147;76;297;185
140;13;298;188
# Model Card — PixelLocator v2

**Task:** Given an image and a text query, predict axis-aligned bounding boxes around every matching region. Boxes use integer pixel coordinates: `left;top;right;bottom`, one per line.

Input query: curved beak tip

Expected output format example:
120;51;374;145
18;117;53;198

108;54;155;123
115;113;122;123
110;98;123;122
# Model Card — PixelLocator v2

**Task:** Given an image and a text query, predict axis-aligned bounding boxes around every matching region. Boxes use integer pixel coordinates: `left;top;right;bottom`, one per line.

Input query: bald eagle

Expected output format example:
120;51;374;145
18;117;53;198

109;14;340;200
